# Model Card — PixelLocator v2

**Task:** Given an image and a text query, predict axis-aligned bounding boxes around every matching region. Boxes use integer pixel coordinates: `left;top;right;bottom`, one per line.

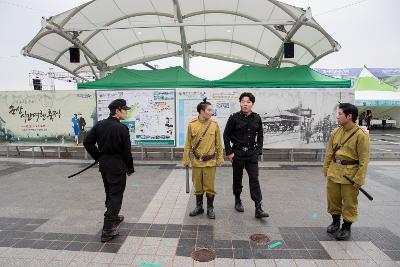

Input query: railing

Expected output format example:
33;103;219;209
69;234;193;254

0;144;89;159
1;144;397;161
0;144;328;162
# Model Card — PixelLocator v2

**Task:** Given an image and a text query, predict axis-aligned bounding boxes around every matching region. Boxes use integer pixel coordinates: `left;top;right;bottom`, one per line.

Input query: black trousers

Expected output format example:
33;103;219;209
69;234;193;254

101;171;126;231
232;157;262;203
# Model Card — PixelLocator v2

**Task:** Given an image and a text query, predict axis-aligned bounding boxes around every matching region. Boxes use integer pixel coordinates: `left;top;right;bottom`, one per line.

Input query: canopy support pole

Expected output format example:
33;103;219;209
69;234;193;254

172;0;190;71
270;7;312;68
84;55;98;79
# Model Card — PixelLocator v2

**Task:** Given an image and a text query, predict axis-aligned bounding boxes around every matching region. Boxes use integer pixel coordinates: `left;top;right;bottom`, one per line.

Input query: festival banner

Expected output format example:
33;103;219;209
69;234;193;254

0;91;96;144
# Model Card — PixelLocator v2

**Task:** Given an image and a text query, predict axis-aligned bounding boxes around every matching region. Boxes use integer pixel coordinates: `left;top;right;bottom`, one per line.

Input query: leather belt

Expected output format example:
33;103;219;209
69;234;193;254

335;159;359;165
193;153;216;162
234;146;256;152
192;148;215;162
100;154;121;159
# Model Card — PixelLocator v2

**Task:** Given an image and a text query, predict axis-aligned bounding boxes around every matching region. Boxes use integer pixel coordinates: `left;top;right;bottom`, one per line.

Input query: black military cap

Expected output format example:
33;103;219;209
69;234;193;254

108;98;131;110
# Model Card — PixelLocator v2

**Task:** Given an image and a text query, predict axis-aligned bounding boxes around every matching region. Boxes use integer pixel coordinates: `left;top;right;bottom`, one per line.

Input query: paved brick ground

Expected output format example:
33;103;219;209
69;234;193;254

0;158;399;266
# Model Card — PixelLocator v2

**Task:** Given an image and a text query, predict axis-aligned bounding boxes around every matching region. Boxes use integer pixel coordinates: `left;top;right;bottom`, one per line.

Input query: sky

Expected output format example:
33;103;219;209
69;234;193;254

0;0;399;91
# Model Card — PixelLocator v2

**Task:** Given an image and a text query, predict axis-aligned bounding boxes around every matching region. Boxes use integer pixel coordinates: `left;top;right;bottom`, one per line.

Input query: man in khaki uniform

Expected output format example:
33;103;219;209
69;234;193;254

182;98;224;219
323;103;370;240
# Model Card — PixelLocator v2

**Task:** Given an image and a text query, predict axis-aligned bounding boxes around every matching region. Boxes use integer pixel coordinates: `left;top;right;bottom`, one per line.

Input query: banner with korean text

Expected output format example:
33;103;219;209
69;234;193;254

0;91;96;144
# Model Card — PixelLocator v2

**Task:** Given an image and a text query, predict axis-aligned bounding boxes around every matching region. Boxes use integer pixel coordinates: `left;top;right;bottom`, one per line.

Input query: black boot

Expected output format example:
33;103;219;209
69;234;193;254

101;228;119;242
206;194;215;219
189;195;204;216
234;195;244;212
255;201;269;218
336;220;352;240
326;214;341;234
101;218;119;242
114;215;124;228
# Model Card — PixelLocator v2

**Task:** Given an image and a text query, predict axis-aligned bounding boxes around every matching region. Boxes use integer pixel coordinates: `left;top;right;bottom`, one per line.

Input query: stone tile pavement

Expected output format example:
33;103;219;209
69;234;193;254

0;158;399;266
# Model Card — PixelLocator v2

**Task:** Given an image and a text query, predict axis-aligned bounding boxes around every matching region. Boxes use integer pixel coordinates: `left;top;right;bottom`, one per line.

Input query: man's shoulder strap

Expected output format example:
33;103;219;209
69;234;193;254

333;126;360;152
193;120;212;151
341;127;360;147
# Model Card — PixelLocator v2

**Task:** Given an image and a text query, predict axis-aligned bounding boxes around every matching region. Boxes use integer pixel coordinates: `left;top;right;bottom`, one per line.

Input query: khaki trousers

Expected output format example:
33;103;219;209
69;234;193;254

327;179;359;223
192;166;216;195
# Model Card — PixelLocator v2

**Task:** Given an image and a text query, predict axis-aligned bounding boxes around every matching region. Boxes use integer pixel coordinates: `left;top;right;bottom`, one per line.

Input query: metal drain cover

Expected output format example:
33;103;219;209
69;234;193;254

250;233;271;244
191;248;216;262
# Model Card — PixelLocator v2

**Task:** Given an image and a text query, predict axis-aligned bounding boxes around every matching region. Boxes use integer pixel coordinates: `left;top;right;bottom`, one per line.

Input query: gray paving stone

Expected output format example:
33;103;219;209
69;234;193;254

308;249;332;260
269;250;291;259
214;240;232;249
175;245;194;257
30;240;52;249
0;238;19;247
73;234;97;242
164;230;181;238
252;249;272;259
12;239;37;248
101;243;121;253
285;240;306;249
384;250;400;261
289;250;312;259
166;224;182;231
41;233;62;240
64;241;87;251
83;242;104;252
0;161;399;264
47;240;70;250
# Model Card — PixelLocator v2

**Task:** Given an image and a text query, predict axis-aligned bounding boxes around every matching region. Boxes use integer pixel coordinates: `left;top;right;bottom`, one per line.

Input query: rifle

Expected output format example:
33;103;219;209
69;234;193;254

343;175;373;201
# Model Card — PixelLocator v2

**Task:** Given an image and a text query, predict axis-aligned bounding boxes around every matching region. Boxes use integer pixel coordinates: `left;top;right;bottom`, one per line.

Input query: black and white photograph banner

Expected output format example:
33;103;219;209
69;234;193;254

177;88;354;149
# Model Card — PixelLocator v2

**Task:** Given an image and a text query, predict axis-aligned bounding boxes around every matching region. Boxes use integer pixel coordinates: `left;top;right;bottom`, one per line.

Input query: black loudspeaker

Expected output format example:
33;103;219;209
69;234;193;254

284;42;294;58
69;47;80;63
32;79;42;90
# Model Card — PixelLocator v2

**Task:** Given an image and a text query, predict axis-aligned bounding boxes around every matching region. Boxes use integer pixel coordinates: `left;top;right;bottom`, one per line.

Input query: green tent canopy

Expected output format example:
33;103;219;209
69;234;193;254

211;65;351;88
78;65;351;89
78;66;211;89
354;77;398;92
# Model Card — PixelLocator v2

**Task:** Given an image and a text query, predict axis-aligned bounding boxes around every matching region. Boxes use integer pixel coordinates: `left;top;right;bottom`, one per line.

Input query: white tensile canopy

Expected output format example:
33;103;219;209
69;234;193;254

22;0;341;80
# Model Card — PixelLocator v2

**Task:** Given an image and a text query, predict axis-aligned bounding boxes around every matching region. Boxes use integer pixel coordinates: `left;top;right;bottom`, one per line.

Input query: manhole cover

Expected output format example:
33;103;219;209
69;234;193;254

250;233;271;244
191;248;216;262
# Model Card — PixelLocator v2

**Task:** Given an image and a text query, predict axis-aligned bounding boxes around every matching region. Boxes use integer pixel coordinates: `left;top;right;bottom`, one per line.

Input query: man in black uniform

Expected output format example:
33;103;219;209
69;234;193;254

83;99;135;242
223;92;269;218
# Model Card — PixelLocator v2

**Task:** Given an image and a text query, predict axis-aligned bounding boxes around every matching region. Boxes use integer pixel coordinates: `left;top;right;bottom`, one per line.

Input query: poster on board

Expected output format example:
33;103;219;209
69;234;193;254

176;88;354;148
96;89;175;146
0;91;96;145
